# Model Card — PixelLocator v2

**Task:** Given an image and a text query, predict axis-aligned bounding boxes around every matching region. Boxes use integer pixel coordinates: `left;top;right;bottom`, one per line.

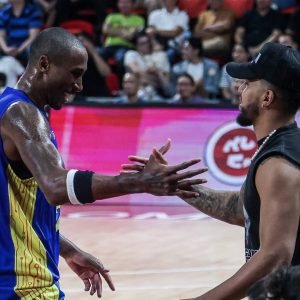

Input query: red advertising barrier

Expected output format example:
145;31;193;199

50;107;300;206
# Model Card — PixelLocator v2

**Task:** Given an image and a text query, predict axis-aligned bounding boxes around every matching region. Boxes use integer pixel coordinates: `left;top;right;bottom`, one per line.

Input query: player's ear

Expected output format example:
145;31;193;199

39;55;50;73
262;89;275;109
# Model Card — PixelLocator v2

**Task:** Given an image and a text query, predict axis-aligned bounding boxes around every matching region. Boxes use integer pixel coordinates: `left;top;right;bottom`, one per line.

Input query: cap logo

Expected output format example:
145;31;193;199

254;52;261;64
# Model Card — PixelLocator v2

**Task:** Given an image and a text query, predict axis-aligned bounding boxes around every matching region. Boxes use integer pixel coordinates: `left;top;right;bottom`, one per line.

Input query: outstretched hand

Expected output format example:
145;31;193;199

65;248;115;298
121;139;208;198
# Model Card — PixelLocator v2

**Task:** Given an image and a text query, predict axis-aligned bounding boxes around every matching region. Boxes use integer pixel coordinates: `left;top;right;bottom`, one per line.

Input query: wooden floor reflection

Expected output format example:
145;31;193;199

59;207;244;300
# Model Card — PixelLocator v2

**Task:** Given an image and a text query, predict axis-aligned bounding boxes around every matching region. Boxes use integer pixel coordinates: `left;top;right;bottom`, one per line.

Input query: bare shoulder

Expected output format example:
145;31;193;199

1;101;51;160
1;101;50;139
256;156;300;196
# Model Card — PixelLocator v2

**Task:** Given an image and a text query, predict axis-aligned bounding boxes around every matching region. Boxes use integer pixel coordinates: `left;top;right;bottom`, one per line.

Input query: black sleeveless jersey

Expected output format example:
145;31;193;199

243;122;300;264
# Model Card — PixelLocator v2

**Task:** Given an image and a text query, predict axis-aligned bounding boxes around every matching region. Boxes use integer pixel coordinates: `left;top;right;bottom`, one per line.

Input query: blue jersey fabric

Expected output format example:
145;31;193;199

0;87;64;299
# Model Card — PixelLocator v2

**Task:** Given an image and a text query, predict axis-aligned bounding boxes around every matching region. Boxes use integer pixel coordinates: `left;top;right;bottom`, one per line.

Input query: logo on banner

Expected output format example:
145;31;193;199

205;122;257;185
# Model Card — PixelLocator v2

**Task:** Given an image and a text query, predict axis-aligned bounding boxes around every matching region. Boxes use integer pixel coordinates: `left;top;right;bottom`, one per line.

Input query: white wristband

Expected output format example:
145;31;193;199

66;169;82;205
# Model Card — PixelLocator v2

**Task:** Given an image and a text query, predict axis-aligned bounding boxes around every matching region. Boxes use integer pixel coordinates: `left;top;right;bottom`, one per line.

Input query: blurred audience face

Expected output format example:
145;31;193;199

208;0;223;10
177;75;195;100
278;34;298;49
136;35;152;55
230;79;245;103
256;0;272;10
162;0;177;10
118;0;133;15
182;41;198;61
123;73;139;97
232;44;250;63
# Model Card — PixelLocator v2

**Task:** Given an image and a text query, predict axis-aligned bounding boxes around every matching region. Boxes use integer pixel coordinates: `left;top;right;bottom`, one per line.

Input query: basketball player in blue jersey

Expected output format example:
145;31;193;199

125;42;300;299
0;27;207;299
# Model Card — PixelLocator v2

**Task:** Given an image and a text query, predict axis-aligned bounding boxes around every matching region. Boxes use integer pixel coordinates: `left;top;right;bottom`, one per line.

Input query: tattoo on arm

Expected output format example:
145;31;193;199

182;186;244;226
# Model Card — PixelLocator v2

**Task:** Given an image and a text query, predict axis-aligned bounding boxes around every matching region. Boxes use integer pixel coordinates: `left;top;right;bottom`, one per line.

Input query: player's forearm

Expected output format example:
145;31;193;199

91;173;142;200
60;234;79;259
180;185;244;226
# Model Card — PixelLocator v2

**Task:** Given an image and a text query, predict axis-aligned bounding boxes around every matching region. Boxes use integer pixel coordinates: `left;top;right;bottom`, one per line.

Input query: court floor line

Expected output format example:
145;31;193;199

62;265;240;277
63;284;215;293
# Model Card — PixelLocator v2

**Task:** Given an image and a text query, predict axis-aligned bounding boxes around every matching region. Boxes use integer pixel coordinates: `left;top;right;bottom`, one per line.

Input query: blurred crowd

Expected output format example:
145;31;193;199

0;0;300;106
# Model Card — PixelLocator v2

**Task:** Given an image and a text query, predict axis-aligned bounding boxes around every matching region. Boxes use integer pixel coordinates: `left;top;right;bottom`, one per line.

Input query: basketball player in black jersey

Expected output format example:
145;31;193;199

125;42;300;299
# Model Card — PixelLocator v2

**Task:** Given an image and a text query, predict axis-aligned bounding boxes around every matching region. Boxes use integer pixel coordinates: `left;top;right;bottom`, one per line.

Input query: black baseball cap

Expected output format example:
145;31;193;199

226;42;300;92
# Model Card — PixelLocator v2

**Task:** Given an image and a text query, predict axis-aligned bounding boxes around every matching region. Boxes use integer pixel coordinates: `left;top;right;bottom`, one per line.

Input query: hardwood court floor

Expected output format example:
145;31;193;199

59;206;244;300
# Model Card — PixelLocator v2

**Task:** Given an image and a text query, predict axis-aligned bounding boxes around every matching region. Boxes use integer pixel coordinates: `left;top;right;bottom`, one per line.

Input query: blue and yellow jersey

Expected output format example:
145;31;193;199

0;87;64;299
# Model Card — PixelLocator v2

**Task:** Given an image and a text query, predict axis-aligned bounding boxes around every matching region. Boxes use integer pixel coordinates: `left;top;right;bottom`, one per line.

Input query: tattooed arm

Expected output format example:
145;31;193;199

180;185;244;226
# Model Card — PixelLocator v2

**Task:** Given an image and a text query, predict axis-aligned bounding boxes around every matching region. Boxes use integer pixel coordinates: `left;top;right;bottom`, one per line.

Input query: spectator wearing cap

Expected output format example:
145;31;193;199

235;0;286;57
0;0;42;64
172;37;220;98
194;0;235;56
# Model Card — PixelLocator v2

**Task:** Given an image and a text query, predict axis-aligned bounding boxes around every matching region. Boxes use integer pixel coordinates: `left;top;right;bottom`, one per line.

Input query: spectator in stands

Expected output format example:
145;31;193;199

234;0;285;56
219;43;250;103
286;3;300;46
194;0;235;56
146;0;189;63
100;0;145;73
35;0;56;27
272;0;299;14
54;0;118;36
0;72;6;93
278;33;298;49
0;54;24;88
172;37;220;98
178;0;208;29
135;0;161;14
248;265;300;300
124;31;172;99
0;0;42;65
61;21;114;99
117;72;147;104
77;34;114;99
223;0;254;19
170;73;203;104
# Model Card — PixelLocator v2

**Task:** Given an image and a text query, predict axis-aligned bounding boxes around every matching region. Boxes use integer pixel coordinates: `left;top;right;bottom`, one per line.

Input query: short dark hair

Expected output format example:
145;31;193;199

28;27;85;65
248;265;300;300
177;73;195;85
186;37;204;56
267;82;300;115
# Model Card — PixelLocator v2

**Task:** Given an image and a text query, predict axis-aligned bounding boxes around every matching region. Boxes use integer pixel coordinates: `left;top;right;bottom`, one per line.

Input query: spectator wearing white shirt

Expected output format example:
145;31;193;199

172;37;220;98
124;31;172;99
0;55;24;88
146;0;189;63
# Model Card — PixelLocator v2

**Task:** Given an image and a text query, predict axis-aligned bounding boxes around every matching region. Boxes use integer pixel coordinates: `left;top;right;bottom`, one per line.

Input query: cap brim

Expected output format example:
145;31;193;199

226;62;259;80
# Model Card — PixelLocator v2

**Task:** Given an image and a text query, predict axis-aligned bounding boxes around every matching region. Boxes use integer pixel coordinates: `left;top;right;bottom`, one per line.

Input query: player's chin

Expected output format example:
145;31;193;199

64;93;76;103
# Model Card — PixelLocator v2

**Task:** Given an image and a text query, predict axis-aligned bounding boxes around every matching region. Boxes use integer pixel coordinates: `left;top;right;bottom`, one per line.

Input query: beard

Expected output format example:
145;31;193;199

236;106;254;127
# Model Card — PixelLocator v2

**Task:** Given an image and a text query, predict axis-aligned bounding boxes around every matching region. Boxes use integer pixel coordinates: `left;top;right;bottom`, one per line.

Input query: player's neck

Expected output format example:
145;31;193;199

254;115;295;140
16;74;46;110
